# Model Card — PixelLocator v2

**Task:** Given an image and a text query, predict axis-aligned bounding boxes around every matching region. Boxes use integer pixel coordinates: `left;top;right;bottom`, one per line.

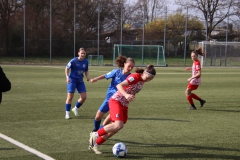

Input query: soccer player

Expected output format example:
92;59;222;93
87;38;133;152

90;55;135;132
64;48;90;119
89;64;156;154
0;66;11;104
185;47;206;110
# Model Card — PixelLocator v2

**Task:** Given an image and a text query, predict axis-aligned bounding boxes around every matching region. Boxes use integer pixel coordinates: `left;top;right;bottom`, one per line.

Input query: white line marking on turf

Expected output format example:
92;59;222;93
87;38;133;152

0;133;55;160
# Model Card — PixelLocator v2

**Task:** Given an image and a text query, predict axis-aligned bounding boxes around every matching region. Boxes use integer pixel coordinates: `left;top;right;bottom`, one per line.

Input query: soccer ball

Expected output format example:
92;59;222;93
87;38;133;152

112;142;127;158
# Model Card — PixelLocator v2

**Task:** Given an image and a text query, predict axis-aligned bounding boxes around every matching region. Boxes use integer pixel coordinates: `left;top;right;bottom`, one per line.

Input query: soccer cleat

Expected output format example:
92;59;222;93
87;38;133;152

188;106;197;110
89;132;98;148
200;100;206;107
88;132;93;150
71;107;80;117
65;114;70;119
90;145;102;154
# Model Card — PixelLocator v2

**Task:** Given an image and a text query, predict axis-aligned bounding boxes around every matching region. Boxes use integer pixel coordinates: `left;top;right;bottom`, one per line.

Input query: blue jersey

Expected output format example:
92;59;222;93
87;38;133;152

104;68;130;99
66;57;88;79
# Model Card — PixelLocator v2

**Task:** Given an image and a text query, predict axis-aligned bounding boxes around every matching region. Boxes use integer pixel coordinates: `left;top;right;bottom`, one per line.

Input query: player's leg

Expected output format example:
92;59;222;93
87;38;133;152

185;87;196;110
93;110;105;131
89;120;124;154
191;93;206;107
65;93;74;119
72;82;87;116
102;114;111;126
65;80;76;119
89;99;126;154
93;99;109;131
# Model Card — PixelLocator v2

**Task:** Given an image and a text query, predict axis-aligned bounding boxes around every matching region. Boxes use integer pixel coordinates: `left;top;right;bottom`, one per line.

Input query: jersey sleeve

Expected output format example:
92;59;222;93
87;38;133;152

126;73;141;85
66;61;72;69
195;60;201;71
104;69;118;80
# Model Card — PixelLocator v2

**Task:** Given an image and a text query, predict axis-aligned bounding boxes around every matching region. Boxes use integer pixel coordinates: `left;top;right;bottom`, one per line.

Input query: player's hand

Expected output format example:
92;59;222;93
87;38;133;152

90;78;97;83
66;78;70;83
125;94;135;101
185;67;191;71
86;77;90;81
187;78;192;82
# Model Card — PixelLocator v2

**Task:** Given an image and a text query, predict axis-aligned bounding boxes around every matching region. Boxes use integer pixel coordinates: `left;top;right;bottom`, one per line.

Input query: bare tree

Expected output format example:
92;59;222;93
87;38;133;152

0;0;22;55
175;0;239;40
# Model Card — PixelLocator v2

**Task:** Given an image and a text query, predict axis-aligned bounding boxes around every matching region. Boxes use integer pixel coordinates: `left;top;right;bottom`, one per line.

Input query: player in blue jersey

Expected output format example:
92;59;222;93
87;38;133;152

65;48;90;119
90;55;135;132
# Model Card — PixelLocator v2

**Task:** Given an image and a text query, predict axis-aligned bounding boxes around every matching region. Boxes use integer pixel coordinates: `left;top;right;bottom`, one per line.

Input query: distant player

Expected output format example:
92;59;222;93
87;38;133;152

185;47;206;110
89;65;156;154
64;48;90;119
90;55;135;132
0;66;11;104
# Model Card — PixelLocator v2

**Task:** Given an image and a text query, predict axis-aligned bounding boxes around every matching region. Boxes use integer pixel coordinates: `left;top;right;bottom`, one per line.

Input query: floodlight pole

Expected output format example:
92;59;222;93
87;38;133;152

163;6;167;57
97;0;101;56
50;0;52;64
225;6;230;66
120;0;123;45
74;1;76;58
120;0;123;54
142;1;146;65
184;7;188;65
23;0;25;64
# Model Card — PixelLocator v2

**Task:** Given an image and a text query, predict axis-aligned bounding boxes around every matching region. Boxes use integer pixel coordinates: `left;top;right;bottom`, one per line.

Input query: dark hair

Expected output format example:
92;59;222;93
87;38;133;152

135;64;156;76
115;54;135;68
192;47;204;56
79;47;85;51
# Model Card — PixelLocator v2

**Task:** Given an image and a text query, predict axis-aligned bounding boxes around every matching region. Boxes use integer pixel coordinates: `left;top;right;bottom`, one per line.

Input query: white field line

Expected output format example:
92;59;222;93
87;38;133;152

41;66;240;75
89;70;240;75
0;133;55;160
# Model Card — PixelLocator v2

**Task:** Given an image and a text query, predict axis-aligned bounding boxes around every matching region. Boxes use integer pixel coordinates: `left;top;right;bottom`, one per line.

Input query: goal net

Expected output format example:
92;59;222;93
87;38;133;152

88;55;103;66
199;41;240;66
113;44;166;66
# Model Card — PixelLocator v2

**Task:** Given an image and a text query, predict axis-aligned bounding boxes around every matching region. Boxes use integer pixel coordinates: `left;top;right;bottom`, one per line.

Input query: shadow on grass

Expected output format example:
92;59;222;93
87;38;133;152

0;148;15;150
203;109;240;113
107;140;240;159
128;117;190;122
81;116;190;123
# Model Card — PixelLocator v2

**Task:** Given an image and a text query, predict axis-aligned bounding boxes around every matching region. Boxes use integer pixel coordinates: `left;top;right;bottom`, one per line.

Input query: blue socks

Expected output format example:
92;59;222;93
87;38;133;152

93;119;102;131
65;104;71;111
75;101;82;108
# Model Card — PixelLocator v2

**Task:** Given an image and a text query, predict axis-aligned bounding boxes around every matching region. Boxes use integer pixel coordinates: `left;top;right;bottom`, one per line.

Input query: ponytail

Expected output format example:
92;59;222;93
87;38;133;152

193;47;205;56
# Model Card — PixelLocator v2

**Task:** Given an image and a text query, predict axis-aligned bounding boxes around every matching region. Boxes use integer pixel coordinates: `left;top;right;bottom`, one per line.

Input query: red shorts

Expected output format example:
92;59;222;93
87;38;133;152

109;98;128;124
187;83;199;90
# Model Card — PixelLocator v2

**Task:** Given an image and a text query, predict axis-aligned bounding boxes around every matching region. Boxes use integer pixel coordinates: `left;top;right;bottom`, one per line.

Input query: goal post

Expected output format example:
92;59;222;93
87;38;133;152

88;55;103;66
199;41;240;67
113;44;166;67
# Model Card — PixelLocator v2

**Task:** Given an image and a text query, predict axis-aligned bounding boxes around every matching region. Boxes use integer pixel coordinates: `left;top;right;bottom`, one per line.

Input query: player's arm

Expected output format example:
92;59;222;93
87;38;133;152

185;67;192;71
85;71;90;81
65;67;70;83
187;70;201;82
90;75;105;83
117;80;135;101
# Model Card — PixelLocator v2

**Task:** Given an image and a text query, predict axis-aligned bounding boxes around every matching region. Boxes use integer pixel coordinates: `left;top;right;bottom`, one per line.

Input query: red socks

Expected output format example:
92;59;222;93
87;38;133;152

191;93;200;100
187;96;194;105
96;136;106;145
96;128;108;145
97;128;108;137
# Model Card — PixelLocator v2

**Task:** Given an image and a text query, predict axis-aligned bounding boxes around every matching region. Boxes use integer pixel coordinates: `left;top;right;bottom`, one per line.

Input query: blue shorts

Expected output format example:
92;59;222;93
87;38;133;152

67;78;86;93
98;99;110;113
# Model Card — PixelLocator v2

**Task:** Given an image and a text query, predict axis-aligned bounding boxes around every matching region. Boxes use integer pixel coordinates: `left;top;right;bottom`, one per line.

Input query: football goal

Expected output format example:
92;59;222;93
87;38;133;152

113;44;166;66
199;41;240;66
88;55;103;66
